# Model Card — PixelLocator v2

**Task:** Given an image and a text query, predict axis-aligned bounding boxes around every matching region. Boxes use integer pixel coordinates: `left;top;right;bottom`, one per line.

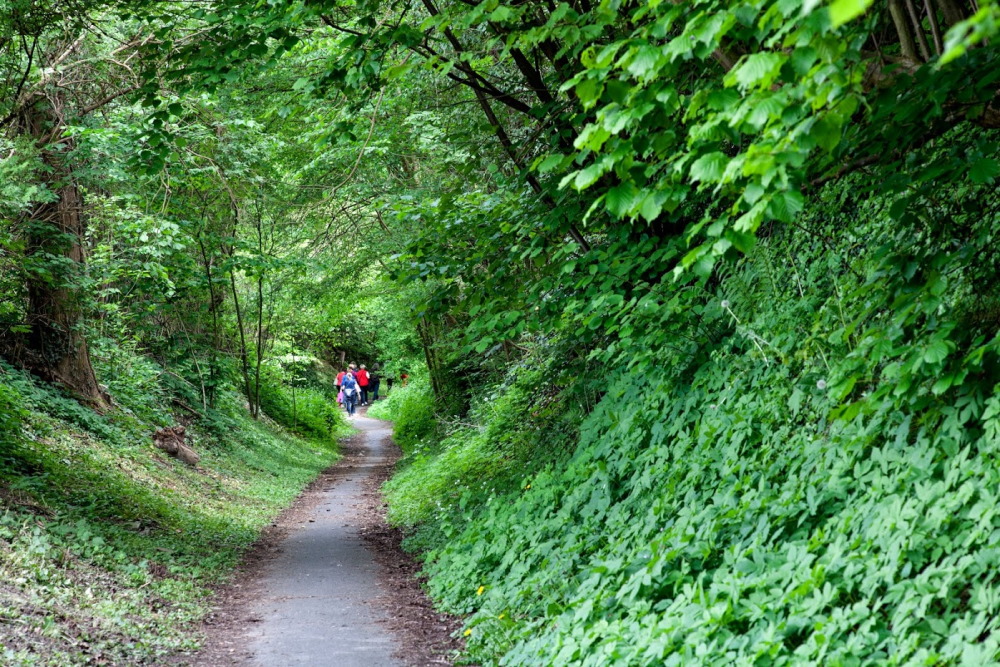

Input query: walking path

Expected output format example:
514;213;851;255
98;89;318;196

244;414;402;666
188;411;463;666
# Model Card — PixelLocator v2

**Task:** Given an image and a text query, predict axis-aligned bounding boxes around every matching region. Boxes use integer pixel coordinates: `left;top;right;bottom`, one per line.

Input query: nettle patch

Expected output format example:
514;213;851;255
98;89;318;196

424;364;1000;665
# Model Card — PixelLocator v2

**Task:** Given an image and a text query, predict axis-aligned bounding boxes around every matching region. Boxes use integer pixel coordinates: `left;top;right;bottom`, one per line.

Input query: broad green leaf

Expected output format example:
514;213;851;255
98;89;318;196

575;124;611;151
490;5;513;21
725;52;785;90
811;115;843;152
690;152;728;183
604;183;640;218
768;190;805;222
970;158;1000;184
829;0;875;26
923;338;950;364
536;154;565;173
639;192;666;222
575;78;603;108
573;162;606;190
931;373;955;395
627;45;661;79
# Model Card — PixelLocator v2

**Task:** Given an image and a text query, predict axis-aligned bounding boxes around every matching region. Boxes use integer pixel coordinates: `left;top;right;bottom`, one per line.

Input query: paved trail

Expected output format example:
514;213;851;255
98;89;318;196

243;414;403;667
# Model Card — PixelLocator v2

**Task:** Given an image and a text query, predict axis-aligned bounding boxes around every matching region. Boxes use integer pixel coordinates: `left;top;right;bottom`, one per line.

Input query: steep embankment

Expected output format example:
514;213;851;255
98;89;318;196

377;173;1000;665
0;360;346;665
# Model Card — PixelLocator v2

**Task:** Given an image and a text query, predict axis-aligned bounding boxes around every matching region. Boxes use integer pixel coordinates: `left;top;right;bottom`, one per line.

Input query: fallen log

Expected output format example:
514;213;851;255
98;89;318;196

153;425;200;466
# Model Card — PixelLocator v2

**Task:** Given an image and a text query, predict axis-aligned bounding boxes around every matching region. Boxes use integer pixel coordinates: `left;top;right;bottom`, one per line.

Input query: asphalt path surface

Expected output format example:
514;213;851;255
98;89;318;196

244;413;403;667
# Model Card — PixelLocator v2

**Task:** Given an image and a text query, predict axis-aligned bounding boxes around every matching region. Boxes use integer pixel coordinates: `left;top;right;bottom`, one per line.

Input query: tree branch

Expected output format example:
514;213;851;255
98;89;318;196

79;84;140;115
0;34;39;129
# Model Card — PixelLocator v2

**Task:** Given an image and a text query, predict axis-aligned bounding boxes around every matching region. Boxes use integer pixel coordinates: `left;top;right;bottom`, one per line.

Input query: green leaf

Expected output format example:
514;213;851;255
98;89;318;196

573;161;607;190
605;183;639;218
768;190;805;223
639;192;666;222
627;45;661;79
536;154;565;174
832;375;858;402
384;63;414;80
970;158;1000;184
743;181;765;205
689;152;728;183
575;124;611;151
923;338;950;364
828;0;875;27
575;78;603;109
724;228;757;253
811;115;843;152
490;5;513;21
931;373;955;395
788;388;803;415
725;52;785;90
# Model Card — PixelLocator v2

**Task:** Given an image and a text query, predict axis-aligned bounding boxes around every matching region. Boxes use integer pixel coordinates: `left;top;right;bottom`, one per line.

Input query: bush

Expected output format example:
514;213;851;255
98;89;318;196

257;365;345;441
0;380;26;464
369;377;439;452
382;366;577;553
92;337;173;424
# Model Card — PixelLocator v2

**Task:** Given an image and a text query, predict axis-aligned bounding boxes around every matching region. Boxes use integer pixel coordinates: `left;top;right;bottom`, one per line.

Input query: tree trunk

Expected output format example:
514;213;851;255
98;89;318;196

934;0;965;27
20;99;108;408
903;0;932;61
196;230;221;407
889;0;921;62
229;265;256;418
417;318;442;400
253;271;264;417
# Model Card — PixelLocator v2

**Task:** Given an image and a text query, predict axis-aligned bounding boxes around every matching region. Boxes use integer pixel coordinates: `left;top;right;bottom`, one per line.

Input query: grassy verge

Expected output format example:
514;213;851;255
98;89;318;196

0;362;348;665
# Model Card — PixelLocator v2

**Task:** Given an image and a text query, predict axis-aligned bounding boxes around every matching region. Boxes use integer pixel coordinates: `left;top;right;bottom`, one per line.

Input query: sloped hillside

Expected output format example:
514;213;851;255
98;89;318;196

0;358;345;665
379;161;1000;664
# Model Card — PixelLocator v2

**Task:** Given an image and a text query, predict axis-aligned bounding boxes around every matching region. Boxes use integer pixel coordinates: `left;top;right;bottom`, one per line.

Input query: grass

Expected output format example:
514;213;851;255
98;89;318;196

0;362;348;665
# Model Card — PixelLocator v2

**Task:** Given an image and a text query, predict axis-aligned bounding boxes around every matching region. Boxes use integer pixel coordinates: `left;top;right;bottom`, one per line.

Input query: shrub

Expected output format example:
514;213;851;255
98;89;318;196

0;380;26;464
257;365;345;441
369;377;439;453
383;367;577;553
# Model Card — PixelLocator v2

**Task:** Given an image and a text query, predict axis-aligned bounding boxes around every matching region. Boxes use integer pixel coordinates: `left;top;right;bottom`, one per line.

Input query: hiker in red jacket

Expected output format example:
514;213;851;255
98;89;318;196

356;365;370;406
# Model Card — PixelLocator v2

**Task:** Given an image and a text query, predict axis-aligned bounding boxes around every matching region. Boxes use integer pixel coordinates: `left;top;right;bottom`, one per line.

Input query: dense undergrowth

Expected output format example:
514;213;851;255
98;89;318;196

0;353;347;665
3;0;1000;663
380;167;1000;664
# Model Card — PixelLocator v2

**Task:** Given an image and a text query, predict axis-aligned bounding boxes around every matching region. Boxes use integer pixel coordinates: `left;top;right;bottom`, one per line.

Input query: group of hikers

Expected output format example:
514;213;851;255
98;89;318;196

335;363;383;416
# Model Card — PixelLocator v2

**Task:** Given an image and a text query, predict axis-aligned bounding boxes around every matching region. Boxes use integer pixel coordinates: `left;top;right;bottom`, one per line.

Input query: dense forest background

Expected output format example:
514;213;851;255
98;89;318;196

2;0;1000;663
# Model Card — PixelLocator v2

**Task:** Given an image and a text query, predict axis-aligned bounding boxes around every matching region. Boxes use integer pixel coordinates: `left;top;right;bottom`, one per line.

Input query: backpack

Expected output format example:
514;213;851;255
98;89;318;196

342;374;358;395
